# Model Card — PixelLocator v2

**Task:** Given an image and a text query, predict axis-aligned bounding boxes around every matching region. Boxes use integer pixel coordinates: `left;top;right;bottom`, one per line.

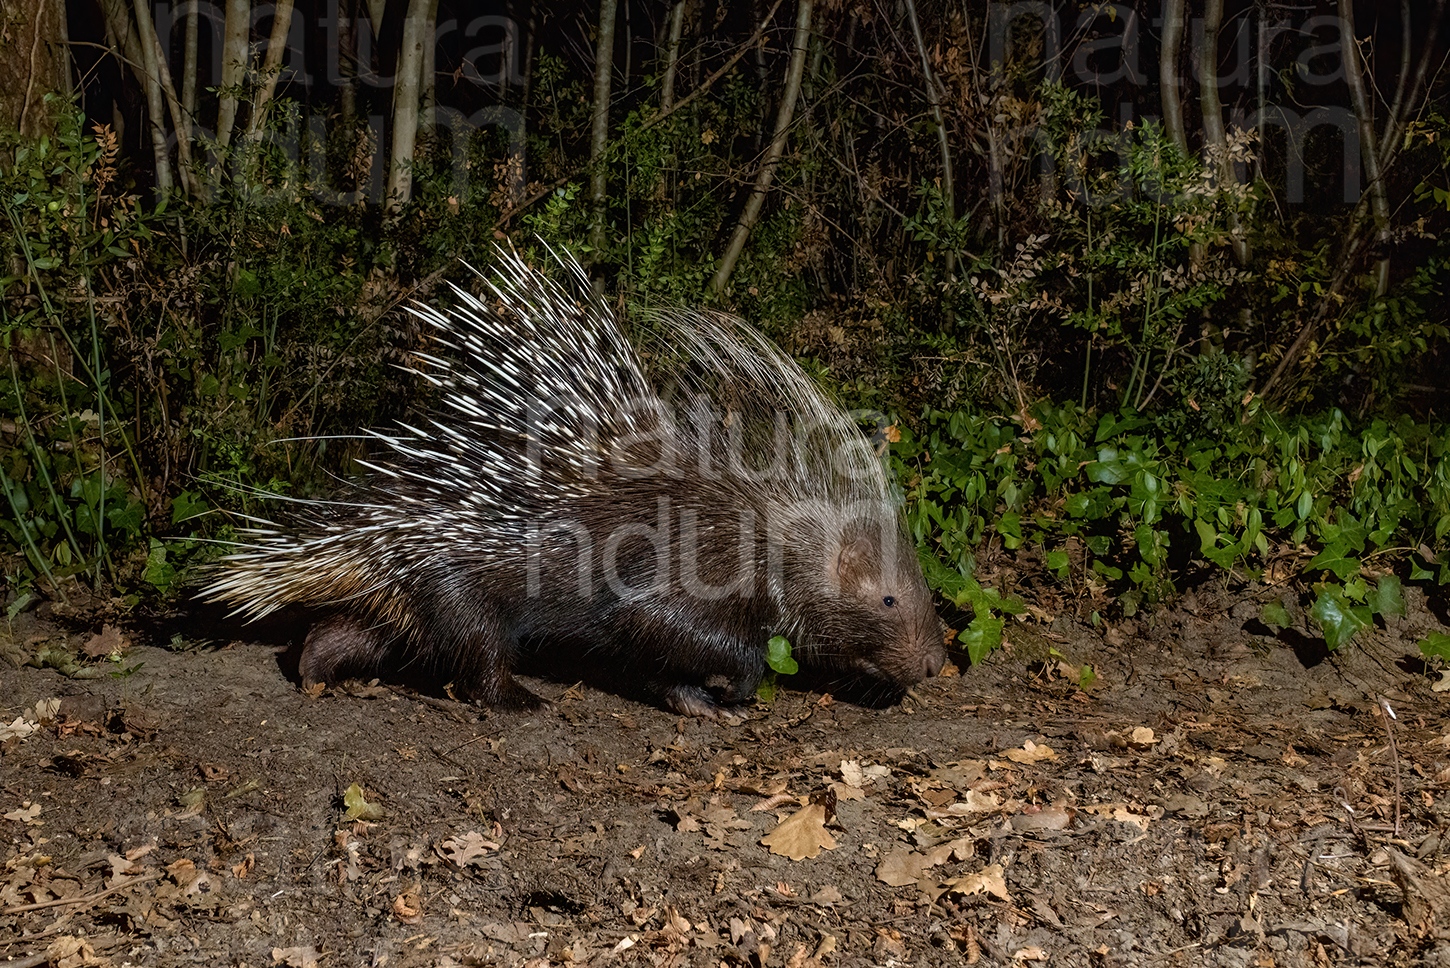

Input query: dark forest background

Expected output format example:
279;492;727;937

3;0;1449;653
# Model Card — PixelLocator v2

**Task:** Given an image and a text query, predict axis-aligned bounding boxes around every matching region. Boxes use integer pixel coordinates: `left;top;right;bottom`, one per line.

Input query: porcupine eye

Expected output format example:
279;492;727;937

883;596;896;607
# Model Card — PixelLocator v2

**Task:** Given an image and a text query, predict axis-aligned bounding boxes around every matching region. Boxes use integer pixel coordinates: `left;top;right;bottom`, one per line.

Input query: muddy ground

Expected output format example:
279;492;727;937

4;581;1450;968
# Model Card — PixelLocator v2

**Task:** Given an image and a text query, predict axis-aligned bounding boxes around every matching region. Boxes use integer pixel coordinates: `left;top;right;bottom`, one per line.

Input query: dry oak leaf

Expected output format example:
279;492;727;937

936;862;1011;902
82;624;128;658
875;838;973;887
761;802;837;860
271;946;321;968
925;788;1003;819
4;802;42;824
1079;802;1161;830
167;858;211;896
438;830;501;867
46;935;107;968
1129;727;1157;747
1001;740;1057;764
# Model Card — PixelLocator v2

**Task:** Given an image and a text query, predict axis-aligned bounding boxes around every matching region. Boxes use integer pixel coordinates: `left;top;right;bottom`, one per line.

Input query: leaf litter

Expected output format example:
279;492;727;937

3;588;1450;964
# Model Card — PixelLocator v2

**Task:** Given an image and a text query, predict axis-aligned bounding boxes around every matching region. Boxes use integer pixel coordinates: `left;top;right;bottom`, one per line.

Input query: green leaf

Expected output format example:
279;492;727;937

1305;551;1361;581
765;635;798;676
1259;601;1291;629
1419;632;1450;662
171;489;209;524
958;613;1004;667
342;783;384;821
1370;575;1405;619
142;539;176;593
1046;549;1070;576
1309;586;1371;650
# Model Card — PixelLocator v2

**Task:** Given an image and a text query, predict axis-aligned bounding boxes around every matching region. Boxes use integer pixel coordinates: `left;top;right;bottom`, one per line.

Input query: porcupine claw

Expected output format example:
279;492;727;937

664;684;750;724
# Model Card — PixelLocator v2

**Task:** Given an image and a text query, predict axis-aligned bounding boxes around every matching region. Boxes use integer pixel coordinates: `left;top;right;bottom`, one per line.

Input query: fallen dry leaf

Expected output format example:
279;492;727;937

875;837;972;887
925;789;1003;819
82;624;127;658
272;945;321;968
1079;802;1160;830
937;862;1011;902
761;802;837;860
1002;741;1057;764
392;884;424;924
167;858;211;896
1010;802;1075;832
0;717;40;742
46;935;105;968
4;802;42;824
438;830;501;867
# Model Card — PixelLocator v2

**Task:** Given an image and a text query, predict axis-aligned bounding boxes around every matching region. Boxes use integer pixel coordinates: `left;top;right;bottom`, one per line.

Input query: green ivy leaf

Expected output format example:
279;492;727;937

766;635;798;676
1370;575;1405;619
1046;549;1070;576
1310;586;1371;650
1419;632;1450;662
1259;601;1291;629
958;613;1004;667
1306;551;1361;581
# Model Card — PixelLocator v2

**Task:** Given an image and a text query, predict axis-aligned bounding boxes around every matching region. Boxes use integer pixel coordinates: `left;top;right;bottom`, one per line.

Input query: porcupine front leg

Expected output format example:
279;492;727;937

416;586;547;710
638;611;767;721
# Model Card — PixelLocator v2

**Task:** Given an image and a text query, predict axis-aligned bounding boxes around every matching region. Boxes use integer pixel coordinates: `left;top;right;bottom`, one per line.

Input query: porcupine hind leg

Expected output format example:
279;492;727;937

416;588;547;710
299;614;393;687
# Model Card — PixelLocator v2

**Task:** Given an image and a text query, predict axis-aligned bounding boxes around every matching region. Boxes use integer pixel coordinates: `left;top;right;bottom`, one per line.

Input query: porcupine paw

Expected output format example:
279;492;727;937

466;675;550;712
664;684;749;724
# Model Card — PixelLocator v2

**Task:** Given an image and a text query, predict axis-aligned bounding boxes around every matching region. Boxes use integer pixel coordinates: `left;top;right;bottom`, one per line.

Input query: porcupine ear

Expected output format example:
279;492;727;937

832;537;876;593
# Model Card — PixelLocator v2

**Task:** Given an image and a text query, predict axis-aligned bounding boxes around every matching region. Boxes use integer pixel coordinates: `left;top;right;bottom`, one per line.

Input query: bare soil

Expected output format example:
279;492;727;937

4;582;1450;968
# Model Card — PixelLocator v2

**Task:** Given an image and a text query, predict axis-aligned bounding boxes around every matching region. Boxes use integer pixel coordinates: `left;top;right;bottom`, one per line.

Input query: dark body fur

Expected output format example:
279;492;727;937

205;254;944;718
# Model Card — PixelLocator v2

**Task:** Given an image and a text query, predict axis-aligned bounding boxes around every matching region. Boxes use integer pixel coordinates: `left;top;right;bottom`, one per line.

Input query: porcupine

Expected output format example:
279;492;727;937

201;249;945;719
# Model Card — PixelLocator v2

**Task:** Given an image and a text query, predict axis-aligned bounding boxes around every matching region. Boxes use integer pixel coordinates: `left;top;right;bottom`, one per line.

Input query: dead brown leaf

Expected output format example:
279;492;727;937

438;830;501;867
1001;740;1057;764
936;862;1011;902
761;802;837;860
271;946;321;968
391;883;424;924
82;625;127;658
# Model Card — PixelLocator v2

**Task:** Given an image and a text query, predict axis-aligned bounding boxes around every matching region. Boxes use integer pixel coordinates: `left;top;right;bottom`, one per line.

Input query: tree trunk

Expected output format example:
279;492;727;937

245;0;296;141
385;0;436;213
1199;0;1248;263
588;0;619;253
1159;0;1187;155
1339;0;1390;296
182;0;199;120
904;0;956;277
711;0;813;295
129;0;174;194
135;0;201;196
0;0;70;137
421;3;437;132
660;0;685;112
339;0;358;129
216;0;252;149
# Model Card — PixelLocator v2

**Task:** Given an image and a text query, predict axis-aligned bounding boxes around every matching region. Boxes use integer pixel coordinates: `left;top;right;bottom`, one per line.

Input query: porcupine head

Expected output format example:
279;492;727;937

200;250;945;716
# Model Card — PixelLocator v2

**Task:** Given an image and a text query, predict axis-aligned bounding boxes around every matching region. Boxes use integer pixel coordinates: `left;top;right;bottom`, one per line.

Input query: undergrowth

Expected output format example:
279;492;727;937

3;83;1449;664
